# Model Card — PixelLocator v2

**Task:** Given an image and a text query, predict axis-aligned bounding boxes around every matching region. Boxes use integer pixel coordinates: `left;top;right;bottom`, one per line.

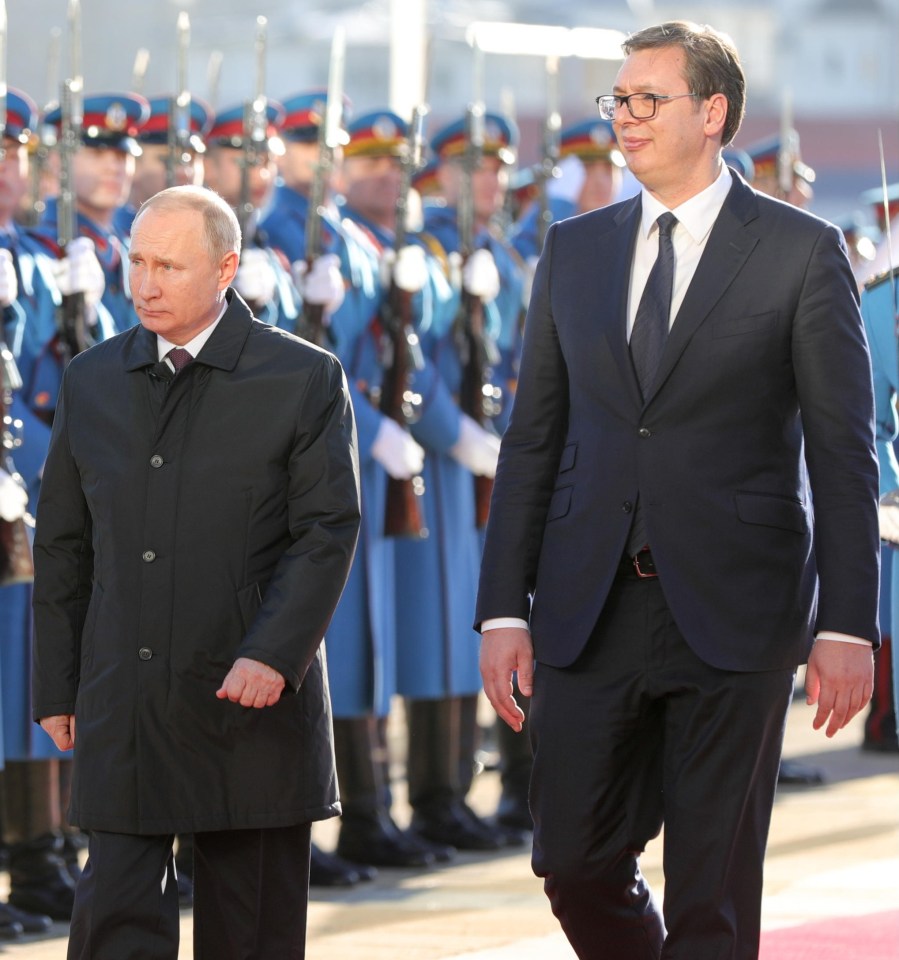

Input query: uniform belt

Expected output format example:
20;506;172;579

619;547;658;579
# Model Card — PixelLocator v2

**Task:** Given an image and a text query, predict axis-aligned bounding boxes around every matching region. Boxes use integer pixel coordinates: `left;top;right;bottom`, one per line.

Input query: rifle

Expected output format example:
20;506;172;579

237;16;268;240
55;77;89;364
21;27;59;228
300;26;345;347
380;104;428;539
454;102;501;529
776;89;798;202
0;342;34;586
165;12;191;189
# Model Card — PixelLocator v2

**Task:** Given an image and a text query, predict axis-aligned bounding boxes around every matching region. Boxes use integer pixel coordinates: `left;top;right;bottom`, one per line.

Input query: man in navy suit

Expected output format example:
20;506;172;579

476;21;879;960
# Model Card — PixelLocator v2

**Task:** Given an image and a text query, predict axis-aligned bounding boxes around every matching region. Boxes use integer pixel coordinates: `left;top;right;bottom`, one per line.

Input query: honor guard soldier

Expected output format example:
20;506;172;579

512;117;625;261
860;265;899;752
0;87;105;932
326;108;466;870
36;92;149;334
391;111;525;852
114;95;212;235
744;132;816;208
202;101;302;332
859;181;899;280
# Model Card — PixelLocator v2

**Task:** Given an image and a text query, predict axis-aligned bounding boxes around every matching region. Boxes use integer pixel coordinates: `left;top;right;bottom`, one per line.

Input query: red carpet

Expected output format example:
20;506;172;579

760;910;899;960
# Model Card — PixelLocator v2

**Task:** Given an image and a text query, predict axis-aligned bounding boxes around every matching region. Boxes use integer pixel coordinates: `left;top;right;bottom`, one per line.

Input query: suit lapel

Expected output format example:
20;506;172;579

598;197;643;408
648;173;761;403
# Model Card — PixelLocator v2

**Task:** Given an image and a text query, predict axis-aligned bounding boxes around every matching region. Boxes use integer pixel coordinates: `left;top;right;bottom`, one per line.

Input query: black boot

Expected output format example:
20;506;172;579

309;843;374;887
407;697;501;852
7;833;76;922
333;716;435;869
0;901;52;935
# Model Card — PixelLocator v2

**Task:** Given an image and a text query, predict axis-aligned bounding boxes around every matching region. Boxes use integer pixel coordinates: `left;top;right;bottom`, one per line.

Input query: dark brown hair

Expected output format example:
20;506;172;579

623;21;746;147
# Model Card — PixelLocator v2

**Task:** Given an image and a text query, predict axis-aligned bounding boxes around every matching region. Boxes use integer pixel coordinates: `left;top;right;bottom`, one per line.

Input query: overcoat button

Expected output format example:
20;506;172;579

150;455;164;468
622;501;633;513
138;647;153;661
142;550;156;563
638;427;652;438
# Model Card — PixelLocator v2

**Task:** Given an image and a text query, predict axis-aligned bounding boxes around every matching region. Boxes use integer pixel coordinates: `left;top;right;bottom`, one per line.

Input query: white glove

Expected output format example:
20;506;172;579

547;154;586;204
521;254;539;310
380;245;428;294
235;248;278;305
462;248;501;303
0;250;18;307
0;467;28;522
52;237;105;307
449;413;501;478
879;490;899;546
371;417;425;480
293;253;346;314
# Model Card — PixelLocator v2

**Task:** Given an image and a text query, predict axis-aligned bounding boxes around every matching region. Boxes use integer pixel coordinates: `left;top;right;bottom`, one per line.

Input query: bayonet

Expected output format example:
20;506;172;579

131;48;150;94
166;12;191;188
237;15;268;238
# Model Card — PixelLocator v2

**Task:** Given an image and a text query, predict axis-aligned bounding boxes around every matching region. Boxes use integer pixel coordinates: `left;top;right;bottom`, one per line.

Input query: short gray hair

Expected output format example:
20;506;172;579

133;185;242;262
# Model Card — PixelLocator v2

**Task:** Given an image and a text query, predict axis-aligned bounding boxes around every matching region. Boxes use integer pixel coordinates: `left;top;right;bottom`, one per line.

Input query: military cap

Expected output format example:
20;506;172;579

858;182;899;233
558;118;623;167
411;158;441;198
44;92;150;156
136;96;213;153
3;87;39;143
343;110;407;159
279;90;351;144
206;100;286;151
430;112;518;166
508;165;540;206
744;133;815;184
722;147;754;182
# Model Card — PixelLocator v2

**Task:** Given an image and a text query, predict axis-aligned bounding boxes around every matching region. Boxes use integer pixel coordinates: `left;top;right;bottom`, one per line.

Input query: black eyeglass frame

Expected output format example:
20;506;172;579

595;93;699;121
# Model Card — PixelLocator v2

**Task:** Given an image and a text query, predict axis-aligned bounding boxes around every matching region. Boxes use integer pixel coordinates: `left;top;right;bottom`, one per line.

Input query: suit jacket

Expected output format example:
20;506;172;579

32;290;361;834
476;170;880;672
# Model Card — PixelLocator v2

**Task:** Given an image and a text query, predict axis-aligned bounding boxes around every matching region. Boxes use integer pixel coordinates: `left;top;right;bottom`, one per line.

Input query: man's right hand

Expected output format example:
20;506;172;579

480;627;534;732
39;714;76;751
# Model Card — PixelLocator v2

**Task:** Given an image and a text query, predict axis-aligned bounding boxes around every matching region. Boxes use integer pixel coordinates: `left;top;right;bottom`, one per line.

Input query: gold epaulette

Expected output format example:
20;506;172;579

417;232;451;278
864;264;899;292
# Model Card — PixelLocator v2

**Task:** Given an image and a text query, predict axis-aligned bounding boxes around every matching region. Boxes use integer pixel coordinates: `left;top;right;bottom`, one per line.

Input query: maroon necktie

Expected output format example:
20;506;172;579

166;347;193;374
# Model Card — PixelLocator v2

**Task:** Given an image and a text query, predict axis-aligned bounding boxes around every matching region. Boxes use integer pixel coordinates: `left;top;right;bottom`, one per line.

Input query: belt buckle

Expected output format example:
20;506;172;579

632;550;658;579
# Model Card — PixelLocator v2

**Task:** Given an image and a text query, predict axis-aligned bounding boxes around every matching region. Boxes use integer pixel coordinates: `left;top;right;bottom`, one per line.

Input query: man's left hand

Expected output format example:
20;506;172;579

805;638;874;737
216;657;286;709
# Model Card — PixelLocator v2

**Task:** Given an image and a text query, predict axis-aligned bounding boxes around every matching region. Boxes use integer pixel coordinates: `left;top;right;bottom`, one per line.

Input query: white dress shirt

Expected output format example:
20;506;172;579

156;300;228;368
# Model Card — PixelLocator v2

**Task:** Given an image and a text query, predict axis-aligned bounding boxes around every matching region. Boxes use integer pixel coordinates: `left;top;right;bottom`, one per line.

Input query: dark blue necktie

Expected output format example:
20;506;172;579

630;212;677;400
625;212;677;557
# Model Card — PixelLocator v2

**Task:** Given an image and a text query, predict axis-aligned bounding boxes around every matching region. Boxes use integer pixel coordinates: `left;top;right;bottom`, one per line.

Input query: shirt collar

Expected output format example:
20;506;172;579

156;299;229;362
640;162;732;243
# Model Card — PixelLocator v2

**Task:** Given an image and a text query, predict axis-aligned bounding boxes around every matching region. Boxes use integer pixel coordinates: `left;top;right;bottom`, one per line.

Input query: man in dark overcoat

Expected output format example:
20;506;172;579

31;184;361;959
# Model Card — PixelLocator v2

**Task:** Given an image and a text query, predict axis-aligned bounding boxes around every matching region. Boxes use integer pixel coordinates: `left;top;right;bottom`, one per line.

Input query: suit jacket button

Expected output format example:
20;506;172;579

150;455;164;468
622;501;633;513
142;550;156;563
138;647;153;661
638;427;652;438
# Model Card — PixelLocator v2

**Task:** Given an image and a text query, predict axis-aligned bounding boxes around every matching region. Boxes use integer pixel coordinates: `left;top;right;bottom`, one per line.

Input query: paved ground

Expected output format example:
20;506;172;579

3;690;897;959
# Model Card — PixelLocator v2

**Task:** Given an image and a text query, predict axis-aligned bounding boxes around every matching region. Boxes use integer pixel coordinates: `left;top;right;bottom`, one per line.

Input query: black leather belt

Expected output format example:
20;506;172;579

619;547;658;579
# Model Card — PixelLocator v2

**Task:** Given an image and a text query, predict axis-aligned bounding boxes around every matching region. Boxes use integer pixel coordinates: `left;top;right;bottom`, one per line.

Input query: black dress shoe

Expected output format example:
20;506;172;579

7;834;76;922
176;871;194;909
337;815;436;869
495;793;533;832
777;758;825;786
411;801;503;852
0;903;25;940
0;902;53;934
309;845;376;887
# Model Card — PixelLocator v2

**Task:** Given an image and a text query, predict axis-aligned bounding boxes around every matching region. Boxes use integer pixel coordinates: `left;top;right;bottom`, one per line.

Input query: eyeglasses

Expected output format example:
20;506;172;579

595;93;699;121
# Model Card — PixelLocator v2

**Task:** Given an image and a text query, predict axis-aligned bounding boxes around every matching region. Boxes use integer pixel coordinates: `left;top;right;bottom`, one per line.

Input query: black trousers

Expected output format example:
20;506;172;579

67;823;312;960
529;571;794;960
